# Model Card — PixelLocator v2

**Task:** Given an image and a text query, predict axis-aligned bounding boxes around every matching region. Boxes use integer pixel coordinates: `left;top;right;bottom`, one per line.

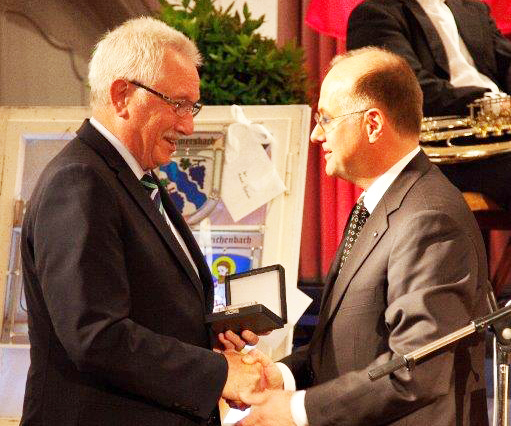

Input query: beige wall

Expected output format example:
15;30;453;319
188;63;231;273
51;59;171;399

1;1;95;106
0;0;156;107
0;0;279;108
216;0;278;39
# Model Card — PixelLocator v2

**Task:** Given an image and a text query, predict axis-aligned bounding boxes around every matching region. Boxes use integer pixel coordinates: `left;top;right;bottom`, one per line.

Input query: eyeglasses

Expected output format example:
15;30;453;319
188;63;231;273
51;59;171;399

314;109;369;133
129;80;202;117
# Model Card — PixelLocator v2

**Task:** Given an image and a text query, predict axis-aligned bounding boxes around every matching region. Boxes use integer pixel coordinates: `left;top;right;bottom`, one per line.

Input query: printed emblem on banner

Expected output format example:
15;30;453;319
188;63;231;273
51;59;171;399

192;230;264;312
157;132;224;225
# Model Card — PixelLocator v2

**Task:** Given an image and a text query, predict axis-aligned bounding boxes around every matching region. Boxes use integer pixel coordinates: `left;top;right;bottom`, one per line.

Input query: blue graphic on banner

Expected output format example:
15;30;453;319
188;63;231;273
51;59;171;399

160;159;207;214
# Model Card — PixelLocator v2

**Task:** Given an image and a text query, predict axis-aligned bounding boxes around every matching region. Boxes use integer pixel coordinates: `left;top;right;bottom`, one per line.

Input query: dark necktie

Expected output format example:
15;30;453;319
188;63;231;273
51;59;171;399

140;173;165;217
140;173;201;277
307;198;370;356
339;198;369;271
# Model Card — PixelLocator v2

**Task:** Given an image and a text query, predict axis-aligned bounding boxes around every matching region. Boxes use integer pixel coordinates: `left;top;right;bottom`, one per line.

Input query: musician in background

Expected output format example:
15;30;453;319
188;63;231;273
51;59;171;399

347;0;511;210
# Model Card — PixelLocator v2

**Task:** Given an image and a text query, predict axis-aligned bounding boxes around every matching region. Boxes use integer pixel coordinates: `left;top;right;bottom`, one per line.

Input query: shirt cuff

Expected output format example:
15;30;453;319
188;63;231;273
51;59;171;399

275;363;309;426
275;362;296;390
290;390;309;426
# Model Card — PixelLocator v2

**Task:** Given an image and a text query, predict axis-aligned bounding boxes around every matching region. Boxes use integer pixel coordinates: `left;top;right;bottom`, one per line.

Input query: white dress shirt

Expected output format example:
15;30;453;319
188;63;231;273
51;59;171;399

282;146;422;426
89;117;199;277
416;0;501;93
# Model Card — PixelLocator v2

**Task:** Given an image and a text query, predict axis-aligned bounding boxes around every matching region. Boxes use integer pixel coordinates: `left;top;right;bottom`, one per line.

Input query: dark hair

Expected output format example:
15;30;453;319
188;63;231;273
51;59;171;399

332;47;423;136
217;261;231;271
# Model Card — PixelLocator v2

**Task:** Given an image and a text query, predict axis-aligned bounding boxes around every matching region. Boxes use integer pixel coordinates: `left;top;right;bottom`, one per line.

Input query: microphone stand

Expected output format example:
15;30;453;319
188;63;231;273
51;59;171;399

493;301;511;426
368;288;511;426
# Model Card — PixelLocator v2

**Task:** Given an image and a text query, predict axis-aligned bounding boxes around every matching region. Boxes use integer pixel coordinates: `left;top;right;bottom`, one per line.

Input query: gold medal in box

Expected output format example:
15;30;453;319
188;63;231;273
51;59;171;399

205;264;287;334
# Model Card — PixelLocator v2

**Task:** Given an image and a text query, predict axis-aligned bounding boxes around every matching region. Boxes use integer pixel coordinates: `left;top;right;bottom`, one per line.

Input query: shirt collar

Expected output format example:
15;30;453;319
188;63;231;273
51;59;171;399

89;117;146;180
361;146;421;213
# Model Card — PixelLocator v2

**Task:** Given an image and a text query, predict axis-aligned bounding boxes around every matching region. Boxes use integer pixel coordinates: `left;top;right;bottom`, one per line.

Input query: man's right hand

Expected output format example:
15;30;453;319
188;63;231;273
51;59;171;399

242;349;284;390
222;349;266;405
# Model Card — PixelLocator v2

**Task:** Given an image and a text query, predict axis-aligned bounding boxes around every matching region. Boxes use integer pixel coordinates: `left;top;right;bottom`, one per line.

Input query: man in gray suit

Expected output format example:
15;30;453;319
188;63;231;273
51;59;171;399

236;47;489;426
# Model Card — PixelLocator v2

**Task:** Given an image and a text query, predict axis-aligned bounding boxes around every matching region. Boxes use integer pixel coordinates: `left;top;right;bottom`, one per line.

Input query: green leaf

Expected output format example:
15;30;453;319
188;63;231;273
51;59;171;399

243;3;250;20
157;0;309;105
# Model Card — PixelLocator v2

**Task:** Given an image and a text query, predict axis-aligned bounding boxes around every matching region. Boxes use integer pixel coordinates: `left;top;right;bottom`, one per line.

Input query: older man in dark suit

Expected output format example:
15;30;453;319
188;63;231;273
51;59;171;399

20;17;262;426
236;47;489;426
347;0;511;210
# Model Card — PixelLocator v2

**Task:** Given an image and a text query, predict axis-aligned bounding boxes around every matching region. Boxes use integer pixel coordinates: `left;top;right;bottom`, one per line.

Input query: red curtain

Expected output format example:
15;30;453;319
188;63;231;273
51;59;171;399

483;0;511;34
305;0;511;38
305;0;363;41
278;0;362;283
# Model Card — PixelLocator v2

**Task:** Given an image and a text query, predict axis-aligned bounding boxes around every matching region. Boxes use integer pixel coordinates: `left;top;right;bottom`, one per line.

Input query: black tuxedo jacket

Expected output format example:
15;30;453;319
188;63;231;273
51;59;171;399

282;152;489;425
347;0;511;116
20;120;227;425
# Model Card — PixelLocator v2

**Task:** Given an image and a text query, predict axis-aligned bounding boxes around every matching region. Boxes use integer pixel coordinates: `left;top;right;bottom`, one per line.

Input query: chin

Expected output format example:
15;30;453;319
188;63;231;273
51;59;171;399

154;152;174;168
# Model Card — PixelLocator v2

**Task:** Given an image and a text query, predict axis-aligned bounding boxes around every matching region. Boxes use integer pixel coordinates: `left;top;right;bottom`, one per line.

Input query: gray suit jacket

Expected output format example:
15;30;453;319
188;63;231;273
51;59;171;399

282;151;489;425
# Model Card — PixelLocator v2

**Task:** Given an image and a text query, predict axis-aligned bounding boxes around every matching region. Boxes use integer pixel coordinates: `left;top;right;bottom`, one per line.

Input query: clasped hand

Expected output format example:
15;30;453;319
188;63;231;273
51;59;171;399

218;331;284;410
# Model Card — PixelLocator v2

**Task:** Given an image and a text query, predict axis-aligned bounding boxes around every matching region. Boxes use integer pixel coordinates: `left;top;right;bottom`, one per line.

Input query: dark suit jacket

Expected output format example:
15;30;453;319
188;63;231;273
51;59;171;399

282;151;489;425
20;120;227;426
347;0;511;116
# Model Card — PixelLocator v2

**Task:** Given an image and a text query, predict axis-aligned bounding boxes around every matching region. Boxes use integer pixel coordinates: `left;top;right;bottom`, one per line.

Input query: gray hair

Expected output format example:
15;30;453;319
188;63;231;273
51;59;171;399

88;16;202;108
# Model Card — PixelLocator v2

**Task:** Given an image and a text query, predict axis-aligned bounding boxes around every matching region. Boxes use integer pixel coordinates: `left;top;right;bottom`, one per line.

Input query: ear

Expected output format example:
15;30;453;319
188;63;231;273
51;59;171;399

365;109;384;144
110;79;132;118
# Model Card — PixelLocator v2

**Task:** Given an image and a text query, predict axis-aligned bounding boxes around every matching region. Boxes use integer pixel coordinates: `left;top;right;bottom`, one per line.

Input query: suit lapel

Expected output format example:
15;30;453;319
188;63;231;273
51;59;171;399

407;0;450;75
76;120;208;305
318;243;345;315
325;207;388;320
314;151;433;340
119;170;207;305
308;211;387;352
317;203;358;315
155;174;214;306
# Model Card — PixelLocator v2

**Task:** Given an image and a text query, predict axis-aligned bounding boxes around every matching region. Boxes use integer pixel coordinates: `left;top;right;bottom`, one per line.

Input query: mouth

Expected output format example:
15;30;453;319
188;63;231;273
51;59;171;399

323;146;332;160
163;136;177;153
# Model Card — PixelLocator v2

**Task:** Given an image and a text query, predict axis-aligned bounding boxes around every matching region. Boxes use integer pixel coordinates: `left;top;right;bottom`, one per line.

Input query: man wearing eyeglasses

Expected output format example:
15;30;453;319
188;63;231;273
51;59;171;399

20;17;263;426
238;47;488;426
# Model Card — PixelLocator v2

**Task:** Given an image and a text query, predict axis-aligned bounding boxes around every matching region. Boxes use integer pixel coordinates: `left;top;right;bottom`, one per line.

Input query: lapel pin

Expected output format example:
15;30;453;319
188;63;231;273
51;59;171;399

373;231;378;237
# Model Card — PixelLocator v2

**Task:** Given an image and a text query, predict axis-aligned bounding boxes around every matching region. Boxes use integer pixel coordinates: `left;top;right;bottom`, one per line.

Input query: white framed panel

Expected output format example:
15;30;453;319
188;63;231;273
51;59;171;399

0;107;89;337
0;105;311;422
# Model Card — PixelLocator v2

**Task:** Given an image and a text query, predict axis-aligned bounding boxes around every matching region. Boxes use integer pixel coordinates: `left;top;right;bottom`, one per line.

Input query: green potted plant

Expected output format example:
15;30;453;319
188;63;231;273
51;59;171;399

158;0;309;105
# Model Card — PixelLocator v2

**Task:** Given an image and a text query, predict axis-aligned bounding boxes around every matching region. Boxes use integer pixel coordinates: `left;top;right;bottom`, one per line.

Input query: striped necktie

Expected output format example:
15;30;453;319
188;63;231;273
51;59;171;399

140;173;165;216
140;173;200;277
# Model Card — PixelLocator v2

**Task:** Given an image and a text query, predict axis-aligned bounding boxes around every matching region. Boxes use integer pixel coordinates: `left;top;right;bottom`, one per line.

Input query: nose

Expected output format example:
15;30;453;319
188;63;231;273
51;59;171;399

175;113;194;135
310;123;325;144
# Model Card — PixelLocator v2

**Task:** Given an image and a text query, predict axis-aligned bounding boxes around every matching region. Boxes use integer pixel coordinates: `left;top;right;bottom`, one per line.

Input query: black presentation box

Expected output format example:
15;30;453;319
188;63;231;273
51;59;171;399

205;264;287;334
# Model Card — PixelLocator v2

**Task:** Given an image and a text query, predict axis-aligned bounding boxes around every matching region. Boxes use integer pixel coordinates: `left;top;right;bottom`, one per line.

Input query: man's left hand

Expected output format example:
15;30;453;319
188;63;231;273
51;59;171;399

236;390;296;426
217;330;259;351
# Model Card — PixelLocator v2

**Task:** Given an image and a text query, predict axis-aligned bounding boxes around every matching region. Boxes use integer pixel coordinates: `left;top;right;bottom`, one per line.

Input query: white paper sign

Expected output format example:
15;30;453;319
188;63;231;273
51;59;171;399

221;105;286;222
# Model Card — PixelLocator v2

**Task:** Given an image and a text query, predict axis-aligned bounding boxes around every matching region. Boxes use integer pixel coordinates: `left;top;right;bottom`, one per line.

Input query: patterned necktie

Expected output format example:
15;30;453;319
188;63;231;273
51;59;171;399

339;198;369;271
141;173;166;217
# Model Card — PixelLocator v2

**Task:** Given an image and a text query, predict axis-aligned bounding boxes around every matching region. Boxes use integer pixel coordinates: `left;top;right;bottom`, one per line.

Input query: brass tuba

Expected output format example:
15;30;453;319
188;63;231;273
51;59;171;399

420;95;511;163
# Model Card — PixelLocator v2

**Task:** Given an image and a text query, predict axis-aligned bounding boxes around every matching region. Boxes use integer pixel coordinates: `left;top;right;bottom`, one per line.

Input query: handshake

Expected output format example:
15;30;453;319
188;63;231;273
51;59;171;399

215;330;297;426
218;331;283;409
